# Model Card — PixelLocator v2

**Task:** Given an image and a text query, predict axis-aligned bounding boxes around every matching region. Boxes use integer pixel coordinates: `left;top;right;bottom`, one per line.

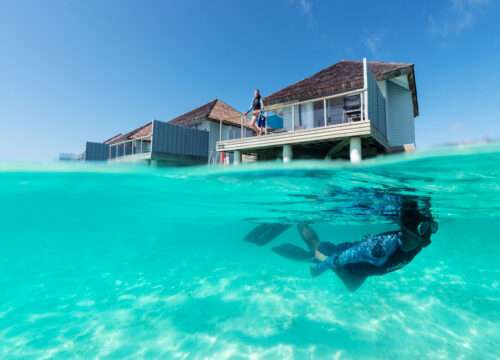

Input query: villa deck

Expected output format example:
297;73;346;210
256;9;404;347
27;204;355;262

216;121;389;153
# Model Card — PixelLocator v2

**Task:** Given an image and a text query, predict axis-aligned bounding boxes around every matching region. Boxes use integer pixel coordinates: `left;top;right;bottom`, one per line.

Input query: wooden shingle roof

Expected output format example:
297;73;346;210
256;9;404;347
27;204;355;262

104;122;152;145
264;60;419;117
169;99;244;127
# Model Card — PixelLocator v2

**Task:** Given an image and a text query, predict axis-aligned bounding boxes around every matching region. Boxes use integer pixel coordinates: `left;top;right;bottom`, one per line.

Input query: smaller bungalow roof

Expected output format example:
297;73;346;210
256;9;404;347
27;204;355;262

103;99;249;146
104;122;152;145
169;99;247;128
264;60;419;117
103;133;124;144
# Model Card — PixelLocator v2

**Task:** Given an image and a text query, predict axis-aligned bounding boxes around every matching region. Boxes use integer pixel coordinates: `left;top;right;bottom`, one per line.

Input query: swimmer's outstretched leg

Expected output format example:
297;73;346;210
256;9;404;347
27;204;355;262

309;242;354;277
310;253;340;277
297;223;320;251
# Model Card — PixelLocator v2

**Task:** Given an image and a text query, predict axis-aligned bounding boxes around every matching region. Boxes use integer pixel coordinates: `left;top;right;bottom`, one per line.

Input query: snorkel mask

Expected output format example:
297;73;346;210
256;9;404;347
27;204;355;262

414;218;438;248
417;219;439;237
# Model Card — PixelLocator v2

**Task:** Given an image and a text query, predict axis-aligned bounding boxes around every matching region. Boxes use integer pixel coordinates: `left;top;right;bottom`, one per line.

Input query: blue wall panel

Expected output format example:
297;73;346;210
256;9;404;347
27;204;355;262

152;121;209;158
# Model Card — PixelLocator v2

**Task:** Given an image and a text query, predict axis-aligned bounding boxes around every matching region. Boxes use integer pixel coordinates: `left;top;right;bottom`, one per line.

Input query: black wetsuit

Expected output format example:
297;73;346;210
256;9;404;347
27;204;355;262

315;232;422;277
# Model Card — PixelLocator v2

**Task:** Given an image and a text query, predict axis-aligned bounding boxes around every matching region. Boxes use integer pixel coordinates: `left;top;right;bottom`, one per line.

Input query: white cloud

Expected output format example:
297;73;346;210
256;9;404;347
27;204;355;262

299;0;312;15
364;33;382;56
429;0;490;37
290;0;312;16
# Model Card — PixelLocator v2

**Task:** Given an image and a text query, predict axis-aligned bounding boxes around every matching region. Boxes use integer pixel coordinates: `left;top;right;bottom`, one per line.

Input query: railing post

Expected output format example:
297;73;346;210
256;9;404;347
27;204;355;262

363;57;369;122
265;111;268;134
323;98;327;127
151;120;156;154
360;92;364;121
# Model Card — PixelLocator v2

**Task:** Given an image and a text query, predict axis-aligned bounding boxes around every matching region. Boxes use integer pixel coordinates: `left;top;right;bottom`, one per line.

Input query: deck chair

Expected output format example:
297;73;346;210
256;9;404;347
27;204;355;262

343;95;362;123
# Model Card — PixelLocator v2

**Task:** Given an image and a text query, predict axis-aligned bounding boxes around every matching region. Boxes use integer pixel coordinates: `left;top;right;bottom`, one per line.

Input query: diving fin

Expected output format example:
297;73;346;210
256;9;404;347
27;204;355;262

244;223;291;246
334;268;366;292
272;243;313;262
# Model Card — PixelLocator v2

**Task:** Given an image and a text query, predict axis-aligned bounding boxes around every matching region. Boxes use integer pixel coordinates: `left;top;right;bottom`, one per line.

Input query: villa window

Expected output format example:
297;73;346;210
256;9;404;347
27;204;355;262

290;100;324;130
326;97;344;125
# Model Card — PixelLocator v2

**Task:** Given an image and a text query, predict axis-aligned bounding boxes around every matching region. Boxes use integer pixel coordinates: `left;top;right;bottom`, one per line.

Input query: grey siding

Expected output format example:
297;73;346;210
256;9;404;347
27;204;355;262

152;120;209;158
85;142;109;161
367;69;387;138
386;81;415;146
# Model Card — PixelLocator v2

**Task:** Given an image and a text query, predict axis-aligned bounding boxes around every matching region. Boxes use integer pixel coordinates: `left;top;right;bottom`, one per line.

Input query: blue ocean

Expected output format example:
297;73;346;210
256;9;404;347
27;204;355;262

1;146;499;359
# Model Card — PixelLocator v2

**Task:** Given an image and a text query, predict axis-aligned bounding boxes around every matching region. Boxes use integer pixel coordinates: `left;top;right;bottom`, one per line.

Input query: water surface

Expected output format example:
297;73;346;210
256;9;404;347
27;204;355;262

1;146;499;359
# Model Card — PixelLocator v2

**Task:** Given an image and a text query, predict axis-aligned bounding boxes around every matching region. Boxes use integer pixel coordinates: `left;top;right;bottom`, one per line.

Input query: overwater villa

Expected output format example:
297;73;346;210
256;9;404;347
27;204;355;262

218;58;418;164
81;99;252;165
73;58;418;165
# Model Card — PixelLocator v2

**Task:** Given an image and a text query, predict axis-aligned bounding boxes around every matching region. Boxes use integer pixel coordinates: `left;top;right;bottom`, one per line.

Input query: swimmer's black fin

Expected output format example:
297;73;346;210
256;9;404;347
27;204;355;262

244;224;291;246
272;243;312;262
334;269;366;292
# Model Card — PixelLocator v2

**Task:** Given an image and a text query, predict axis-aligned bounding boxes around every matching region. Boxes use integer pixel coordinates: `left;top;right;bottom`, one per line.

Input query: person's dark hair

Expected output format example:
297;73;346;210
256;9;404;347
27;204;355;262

400;198;435;247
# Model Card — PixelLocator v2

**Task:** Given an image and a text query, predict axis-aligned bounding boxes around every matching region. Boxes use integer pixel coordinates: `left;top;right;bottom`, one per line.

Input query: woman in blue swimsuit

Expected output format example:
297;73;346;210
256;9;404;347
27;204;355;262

244;89;265;135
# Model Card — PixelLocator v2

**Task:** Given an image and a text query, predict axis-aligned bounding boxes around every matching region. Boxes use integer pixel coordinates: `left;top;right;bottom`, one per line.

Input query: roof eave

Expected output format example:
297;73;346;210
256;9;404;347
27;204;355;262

378;65;418;117
408;65;419;118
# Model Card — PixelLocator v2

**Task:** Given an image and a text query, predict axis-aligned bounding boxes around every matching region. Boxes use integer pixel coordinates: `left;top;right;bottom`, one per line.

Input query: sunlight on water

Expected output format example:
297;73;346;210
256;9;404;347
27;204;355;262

0;145;499;359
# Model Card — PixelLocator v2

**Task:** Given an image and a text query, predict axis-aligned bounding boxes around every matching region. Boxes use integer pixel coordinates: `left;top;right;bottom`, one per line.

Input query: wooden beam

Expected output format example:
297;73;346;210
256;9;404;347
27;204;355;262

325;138;349;159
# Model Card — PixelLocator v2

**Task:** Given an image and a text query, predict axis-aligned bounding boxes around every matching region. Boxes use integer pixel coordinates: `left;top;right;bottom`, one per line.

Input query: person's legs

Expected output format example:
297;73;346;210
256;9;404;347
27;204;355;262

251;111;261;135
311;248;342;276
311;232;401;277
310;241;356;276
259;122;265;135
257;115;267;135
249;116;259;135
297;224;319;251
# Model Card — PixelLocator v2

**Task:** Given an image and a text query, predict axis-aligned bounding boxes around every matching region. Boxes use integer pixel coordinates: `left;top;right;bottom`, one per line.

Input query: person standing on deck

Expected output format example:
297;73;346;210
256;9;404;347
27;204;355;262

244;89;265;136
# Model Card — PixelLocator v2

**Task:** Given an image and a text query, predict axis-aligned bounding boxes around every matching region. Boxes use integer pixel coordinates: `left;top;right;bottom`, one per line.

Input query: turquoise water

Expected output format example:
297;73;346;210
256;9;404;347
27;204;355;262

1;146;499;359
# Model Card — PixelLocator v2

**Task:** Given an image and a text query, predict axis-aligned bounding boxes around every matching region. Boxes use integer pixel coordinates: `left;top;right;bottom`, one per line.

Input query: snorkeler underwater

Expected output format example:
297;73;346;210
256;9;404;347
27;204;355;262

245;191;438;292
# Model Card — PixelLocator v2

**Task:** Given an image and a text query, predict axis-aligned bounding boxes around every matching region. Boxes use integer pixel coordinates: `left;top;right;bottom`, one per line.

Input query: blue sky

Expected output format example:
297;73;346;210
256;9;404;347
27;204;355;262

1;0;499;160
